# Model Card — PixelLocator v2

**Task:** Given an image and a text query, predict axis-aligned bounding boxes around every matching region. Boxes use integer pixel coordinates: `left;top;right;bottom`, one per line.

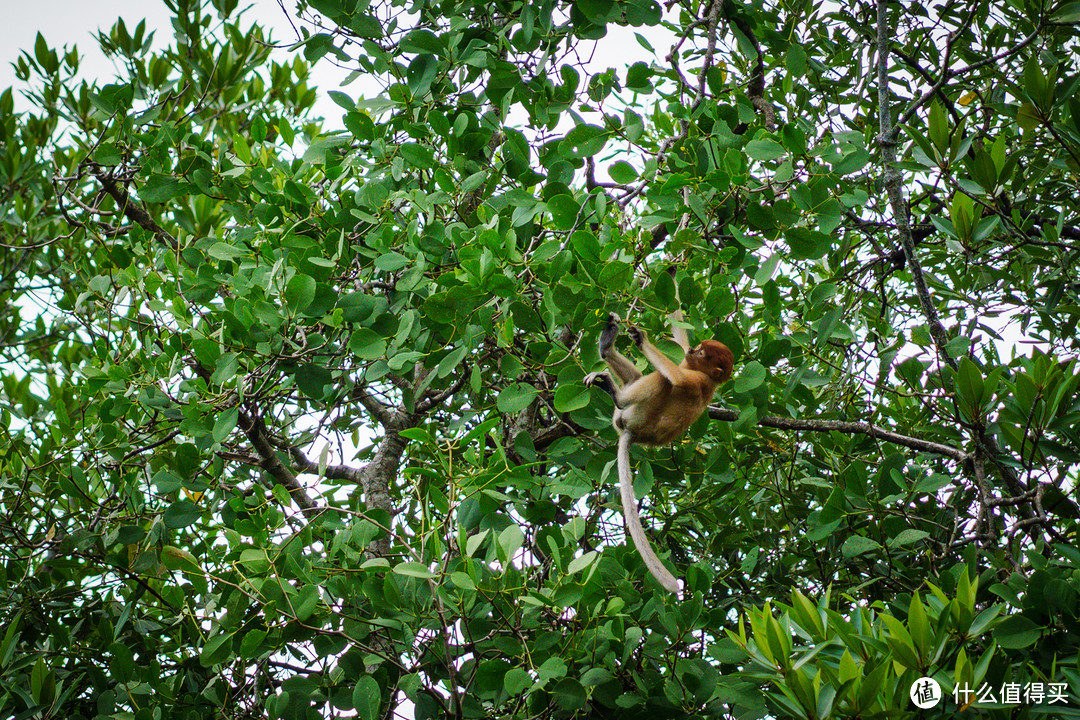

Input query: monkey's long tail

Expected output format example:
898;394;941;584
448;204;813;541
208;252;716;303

617;432;682;595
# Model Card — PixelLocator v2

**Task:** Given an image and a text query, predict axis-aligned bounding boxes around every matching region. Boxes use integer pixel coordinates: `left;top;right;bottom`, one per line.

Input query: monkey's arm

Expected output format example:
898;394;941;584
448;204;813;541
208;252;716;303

667;308;690;352
629;327;688;387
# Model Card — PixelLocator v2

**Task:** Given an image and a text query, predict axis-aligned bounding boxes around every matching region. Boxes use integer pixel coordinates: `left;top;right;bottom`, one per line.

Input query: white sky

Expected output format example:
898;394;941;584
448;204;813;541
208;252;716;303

0;0;359;121
1;1;663;124
2;1;177;93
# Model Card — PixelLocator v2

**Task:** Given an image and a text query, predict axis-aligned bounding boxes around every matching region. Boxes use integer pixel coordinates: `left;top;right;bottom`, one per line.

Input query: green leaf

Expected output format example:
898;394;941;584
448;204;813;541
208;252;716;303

291;585;320;621
285;274;316;314
163;500;201;529
34;33;54;72
567;551;598;574
608;160;637;183
552;678;587;711
888;529;930;547
351;14;383;38
94;143;123;165
295;364;333;400
393;562;436;579
339;293;383;324
399;143;436;168
349;329;388;359
1052;1;1080;21
207;241;246;261
928;101;947;154
238;629;267;659
353;676;382;720
548;194;581;231
498;525;525;563
210;353;240;385
785;44;807;76
955;357;985;420
497;383;538;413
563;124;607;157
554;384;590;412
212;406;239;442
994;615;1041;649
653;267;676;306
840;535;880;557
908;591;931;658
328;90;355;110
239;548;270;574
161;545;203;574
951;192;975;242
345;110;375;140
504;668;533;694
831;147;869;175
880;615;920;669
375;252;409;272
626;61;653;92
31;657;55;706
140;174;187;202
786;228;832;260
1017;102;1041;131
733;361;766;393
745;138;785;161
436;345;468;378
400;29;443;55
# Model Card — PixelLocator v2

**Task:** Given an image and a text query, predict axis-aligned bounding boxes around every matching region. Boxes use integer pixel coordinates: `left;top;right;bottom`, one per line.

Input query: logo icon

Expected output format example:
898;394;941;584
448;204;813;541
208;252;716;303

910;677;942;709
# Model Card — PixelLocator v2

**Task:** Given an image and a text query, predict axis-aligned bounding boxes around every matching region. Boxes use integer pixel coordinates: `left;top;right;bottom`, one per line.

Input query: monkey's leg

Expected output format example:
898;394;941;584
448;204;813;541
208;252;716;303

600;314;642;385
598;313;620;356
610;373;664;412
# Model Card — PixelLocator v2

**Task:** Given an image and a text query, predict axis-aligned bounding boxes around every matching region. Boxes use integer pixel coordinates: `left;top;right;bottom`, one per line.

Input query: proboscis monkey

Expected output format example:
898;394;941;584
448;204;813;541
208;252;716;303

585;314;734;594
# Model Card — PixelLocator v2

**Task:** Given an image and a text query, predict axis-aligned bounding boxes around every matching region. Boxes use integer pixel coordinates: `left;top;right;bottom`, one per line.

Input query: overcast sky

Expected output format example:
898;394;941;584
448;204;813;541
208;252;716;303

2;1;661;116
1;1;176;93
0;1;358;120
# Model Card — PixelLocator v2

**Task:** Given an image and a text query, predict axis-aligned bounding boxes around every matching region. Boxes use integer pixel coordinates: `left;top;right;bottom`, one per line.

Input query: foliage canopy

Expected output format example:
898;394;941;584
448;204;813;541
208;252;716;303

1;0;1080;717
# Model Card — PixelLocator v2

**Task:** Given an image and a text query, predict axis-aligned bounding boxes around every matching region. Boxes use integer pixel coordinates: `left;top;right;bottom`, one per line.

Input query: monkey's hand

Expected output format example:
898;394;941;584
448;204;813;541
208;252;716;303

584;372;618;402
627;326;647;349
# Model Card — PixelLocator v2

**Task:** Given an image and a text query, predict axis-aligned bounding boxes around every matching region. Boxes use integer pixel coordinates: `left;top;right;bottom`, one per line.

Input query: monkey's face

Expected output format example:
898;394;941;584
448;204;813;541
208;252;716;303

687;340;734;383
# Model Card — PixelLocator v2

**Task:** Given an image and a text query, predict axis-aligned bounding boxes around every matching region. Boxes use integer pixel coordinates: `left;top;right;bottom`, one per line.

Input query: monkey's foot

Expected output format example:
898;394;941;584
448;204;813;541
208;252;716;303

598;313;620;357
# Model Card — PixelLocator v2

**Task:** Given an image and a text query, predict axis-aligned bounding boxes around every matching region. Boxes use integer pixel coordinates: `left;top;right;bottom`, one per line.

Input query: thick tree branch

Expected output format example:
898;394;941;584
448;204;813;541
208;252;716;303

287;445;364;483
188;361;320;513
91;168;179;250
875;2;1042;540
238;410;320;513
358;430;409;556
875;0;955;372
352;384;396;427
707;406;969;462
416;368;472;413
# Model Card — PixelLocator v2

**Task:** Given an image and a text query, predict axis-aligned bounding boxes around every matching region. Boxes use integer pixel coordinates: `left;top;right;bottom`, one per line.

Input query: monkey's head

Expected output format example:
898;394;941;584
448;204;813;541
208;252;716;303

686;340;735;384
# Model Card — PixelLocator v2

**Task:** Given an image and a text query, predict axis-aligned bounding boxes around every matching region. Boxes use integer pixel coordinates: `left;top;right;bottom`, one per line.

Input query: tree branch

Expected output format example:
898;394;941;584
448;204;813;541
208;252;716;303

238;410;320;513
875;0;955;370
91;168;179;250
707;406;969;462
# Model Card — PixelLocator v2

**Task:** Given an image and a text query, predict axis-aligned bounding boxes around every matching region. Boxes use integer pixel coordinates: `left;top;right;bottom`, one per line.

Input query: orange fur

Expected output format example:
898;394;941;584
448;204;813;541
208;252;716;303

585;315;734;594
